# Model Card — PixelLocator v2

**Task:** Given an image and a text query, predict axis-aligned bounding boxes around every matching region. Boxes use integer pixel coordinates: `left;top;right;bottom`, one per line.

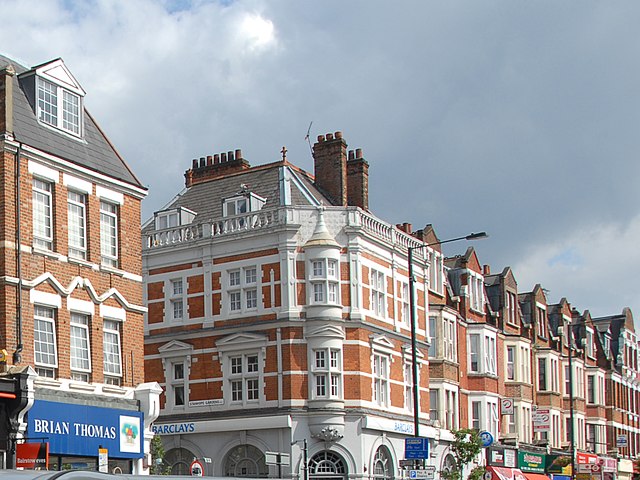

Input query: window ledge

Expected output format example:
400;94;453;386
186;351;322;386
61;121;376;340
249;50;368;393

34;377;62;388
69;381;96;392
69;256;97;270
32;247;64;261
102;385;127;395
100;264;125;276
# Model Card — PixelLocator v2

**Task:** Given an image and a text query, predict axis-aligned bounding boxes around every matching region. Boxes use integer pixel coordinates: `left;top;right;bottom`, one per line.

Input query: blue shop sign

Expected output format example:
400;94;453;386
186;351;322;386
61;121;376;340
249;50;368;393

27;400;144;459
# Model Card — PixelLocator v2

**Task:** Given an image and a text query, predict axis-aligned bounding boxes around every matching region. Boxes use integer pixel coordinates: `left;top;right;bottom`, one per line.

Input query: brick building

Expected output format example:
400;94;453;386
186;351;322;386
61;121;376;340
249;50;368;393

143;132;458;477
0;54;160;472
143;128;639;480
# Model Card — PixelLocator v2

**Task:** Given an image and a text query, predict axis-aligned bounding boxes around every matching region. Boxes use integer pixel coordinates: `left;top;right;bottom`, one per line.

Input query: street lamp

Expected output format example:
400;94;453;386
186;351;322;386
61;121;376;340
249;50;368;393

291;439;308;480
408;231;488;438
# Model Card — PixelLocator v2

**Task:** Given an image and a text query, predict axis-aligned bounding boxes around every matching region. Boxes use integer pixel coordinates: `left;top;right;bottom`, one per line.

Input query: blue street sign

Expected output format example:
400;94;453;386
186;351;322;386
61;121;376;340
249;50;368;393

479;431;494;448
405;437;429;459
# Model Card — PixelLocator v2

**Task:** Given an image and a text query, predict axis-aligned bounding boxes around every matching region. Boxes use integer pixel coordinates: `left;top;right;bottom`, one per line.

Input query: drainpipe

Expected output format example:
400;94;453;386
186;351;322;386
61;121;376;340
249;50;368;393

13;142;23;364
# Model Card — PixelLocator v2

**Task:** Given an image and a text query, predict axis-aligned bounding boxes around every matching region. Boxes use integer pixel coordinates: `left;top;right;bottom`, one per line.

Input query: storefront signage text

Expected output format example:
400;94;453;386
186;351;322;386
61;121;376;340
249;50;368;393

153;423;196;434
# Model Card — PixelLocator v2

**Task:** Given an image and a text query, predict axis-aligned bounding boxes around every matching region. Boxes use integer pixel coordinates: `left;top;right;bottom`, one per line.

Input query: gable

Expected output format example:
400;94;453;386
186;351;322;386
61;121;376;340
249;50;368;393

35;58;85;96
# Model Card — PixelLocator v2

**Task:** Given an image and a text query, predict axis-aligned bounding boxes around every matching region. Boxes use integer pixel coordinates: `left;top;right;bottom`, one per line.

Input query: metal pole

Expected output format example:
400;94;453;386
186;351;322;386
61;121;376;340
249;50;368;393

409;246;420;438
303;439;308;480
568;323;575;480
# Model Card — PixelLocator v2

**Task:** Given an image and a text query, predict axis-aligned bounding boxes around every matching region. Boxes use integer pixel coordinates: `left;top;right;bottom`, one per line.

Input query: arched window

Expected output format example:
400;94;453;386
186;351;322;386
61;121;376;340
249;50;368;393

309;450;347;480
442;454;456;477
223;444;268;477
165;447;195;475
372;446;393;480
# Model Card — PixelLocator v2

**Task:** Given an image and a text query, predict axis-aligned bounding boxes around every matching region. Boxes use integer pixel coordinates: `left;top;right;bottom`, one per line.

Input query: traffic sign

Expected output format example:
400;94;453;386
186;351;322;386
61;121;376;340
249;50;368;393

190;459;204;476
616;434;628;447
409;467;436;479
501;398;514;415
479;431;494;447
405;438;429;459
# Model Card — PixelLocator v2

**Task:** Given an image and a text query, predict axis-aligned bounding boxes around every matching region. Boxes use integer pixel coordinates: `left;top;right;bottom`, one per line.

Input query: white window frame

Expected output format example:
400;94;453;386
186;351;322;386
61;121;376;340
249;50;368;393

103;318;122;385
67;190;87;260
507;346;515;381
370;269;386;317
312;348;342;399
228;353;261;405
33;177;54;250
37;76;83;136
536;305;547;339
468;329;497;375
428;316;437;358
586;328;595;359
223;196;248;217
373;352;390;407
100;200;118;267
70;312;91;381
309;258;340;305
401;282;410;325
428;252;444;295
170;361;187;408
169;278;186;322
34;305;57;377
506;290;518;325
227;266;260;313
468;273;484;312
443;316;457;362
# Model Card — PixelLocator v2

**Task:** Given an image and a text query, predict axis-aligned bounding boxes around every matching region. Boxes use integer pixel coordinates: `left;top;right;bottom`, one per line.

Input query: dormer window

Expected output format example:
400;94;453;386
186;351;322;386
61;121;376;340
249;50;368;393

154;207;196;230
223;190;266;217
24;59;87;138
37;77;81;135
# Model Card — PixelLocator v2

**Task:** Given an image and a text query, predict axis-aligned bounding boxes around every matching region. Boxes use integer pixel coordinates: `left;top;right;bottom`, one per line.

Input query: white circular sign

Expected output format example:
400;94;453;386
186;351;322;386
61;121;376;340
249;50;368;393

190;460;204;476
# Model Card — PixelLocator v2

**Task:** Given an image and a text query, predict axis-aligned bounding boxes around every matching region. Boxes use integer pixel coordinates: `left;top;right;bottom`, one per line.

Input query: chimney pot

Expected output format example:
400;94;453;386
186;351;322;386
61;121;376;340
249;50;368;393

206;155;213;166
326;133;334;141
199;157;206;168
335;131;343;139
236;149;242;159
192;159;198;168
221;152;228;162
317;135;325;142
404;223;412;233
356;148;363;159
348;150;355;161
228;151;235;161
483;265;491;275
214;154;220;164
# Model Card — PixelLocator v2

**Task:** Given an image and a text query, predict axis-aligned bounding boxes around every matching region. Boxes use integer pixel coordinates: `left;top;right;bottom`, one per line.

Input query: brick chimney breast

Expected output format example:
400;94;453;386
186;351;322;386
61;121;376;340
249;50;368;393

313;131;348;206
184;148;250;187
347;148;369;210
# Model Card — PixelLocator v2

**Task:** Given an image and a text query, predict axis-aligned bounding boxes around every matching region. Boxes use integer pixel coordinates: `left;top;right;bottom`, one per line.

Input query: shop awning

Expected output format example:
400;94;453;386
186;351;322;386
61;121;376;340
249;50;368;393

486;466;528;480
522;473;551;480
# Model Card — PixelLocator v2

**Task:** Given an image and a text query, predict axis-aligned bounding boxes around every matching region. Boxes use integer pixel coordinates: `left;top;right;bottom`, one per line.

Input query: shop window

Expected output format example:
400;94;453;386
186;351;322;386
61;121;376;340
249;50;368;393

223;444;268;478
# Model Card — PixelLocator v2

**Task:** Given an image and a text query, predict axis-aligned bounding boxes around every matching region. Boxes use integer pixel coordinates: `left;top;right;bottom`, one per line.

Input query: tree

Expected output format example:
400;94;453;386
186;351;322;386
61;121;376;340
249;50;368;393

440;429;483;480
150;434;171;475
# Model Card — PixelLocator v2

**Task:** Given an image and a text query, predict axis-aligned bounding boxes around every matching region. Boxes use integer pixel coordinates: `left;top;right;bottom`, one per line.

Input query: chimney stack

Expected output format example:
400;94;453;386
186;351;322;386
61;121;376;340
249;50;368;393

184;148;249;187
313;131;348;206
0;64;15;135
347;147;369;210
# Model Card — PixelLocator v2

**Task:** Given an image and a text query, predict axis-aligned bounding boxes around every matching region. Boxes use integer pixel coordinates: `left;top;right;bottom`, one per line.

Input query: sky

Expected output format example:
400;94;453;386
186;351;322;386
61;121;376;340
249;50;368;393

1;0;639;321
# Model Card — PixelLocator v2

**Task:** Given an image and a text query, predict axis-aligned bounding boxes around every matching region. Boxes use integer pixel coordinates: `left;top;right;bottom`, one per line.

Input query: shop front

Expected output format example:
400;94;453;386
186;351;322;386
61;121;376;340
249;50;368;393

25;399;144;472
600;456;617;480
485;446;526;480
576;452;599;480
518;450;550;480
546;453;572;480
618;459;633;480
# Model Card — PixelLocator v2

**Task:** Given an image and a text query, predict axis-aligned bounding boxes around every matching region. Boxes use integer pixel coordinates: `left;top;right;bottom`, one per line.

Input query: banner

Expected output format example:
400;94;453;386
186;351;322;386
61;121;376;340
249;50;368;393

26;400;144;458
16;442;49;469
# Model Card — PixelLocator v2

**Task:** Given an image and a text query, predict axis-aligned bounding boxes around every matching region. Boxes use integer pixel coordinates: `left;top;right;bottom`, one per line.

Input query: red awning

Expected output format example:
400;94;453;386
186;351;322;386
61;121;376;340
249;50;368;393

487;466;528;480
522;473;551;480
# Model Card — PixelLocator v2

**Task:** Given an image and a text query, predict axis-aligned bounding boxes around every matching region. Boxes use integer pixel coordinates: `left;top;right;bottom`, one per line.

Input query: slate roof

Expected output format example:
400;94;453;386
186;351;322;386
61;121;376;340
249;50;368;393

0;54;144;189
143;161;332;233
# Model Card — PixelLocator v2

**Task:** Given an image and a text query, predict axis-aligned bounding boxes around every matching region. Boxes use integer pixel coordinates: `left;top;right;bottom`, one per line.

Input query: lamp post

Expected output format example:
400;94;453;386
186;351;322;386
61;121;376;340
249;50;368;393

408;231;488;437
567;320;576;480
